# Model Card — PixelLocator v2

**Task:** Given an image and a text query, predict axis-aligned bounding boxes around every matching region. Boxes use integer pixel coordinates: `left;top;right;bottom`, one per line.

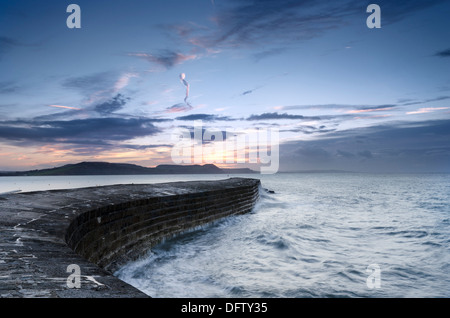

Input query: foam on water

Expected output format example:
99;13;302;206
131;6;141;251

114;173;450;298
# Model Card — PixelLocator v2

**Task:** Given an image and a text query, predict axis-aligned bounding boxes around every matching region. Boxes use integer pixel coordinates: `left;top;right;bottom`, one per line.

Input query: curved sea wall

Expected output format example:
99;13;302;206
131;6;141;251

0;178;260;298
65;178;260;272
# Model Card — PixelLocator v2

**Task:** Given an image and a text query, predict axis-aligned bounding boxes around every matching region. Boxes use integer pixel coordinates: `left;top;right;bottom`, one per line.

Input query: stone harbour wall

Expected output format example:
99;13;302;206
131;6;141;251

0;178;260;298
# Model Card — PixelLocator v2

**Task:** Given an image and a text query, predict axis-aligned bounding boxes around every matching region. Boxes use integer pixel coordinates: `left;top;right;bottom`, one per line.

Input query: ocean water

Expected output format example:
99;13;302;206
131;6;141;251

2;173;449;297
0;174;229;194
114;173;450;298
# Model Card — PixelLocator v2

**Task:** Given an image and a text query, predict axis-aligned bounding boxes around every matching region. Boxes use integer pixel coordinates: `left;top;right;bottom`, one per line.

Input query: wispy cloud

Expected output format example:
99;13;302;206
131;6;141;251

173;0;445;52
241;85;264;96
406;107;449;115
252;48;287;62
281;124;336;135
49;105;82;111
164;103;194;114
113;73;138;92
175;114;235;122
127;50;197;69
62;71;115;92
0;81;19;94
399;96;450;106
62;71;139;107
276;103;398;112
0;35;38;58
280;119;450;172
434;48;450;57
0;117;164;155
247;112;320;121
94;94;130;115
347;105;396;114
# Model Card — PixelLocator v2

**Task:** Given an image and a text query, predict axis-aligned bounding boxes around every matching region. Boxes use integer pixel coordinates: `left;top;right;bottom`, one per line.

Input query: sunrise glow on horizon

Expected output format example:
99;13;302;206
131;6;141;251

1;0;450;173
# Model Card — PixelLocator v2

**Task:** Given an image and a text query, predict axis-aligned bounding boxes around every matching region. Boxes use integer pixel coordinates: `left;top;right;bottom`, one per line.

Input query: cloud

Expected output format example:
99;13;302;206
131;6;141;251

347;105;396;114
121;143;173;150
128;50;197;69
0;81;19;94
281;125;336;135
277;103;398;112
201;1;355;47
406;107;449;115
246;112;320;121
435;48;450;57
180;0;445;50
253;48;287;62
279;119;450;172
0;36;21;47
62;72;118;104
62;72;138;107
375;0;447;23
49;105;82;111
175;114;235;122
176;125;230;144
295;146;332;162
0;36;37;58
94;94;130;115
358;150;373;159
336;150;356;158
241;85;263;96
62;72;114;91
399;96;450;106
165;103;194;113
114;73;138;92
276;99;450;118
0;117;163;151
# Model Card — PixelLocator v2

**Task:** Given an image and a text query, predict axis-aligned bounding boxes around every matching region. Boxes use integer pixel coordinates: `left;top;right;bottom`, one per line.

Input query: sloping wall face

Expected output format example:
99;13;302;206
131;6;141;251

65;180;260;272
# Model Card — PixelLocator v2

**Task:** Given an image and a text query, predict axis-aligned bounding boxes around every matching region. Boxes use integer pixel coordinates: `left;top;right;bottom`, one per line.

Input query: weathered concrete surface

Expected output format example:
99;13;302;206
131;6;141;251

0;178;260;298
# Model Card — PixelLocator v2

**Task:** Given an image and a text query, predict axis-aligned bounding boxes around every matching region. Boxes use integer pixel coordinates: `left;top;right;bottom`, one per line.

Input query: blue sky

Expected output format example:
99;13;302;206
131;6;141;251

1;0;450;172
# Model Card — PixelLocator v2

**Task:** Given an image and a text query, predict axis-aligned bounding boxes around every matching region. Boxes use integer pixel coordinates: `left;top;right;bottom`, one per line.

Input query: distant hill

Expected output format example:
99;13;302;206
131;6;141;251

0;162;256;176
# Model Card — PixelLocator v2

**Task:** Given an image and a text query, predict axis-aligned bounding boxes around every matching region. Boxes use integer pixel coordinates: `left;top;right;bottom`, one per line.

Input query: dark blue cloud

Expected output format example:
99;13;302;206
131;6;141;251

176;114;235;122
435;48;450;57
185;0;446;49
0;117;162;148
280;119;450;172
94;94;129;115
0;81;19;94
0;36;36;58
281;125;336;135
127;50;196;69
247;112;320;121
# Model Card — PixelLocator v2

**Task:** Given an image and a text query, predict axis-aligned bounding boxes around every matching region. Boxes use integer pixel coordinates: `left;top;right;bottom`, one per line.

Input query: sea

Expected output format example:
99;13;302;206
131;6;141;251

1;173;449;298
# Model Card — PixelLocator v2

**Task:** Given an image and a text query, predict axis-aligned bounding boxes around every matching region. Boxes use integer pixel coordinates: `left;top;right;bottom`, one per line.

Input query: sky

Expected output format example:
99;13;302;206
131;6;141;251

1;0;450;173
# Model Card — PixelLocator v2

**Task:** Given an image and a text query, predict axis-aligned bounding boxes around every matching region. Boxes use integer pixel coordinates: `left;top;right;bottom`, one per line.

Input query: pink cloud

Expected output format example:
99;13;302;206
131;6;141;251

347;107;394;114
406;107;449;115
49;105;82;110
113;73;138;92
